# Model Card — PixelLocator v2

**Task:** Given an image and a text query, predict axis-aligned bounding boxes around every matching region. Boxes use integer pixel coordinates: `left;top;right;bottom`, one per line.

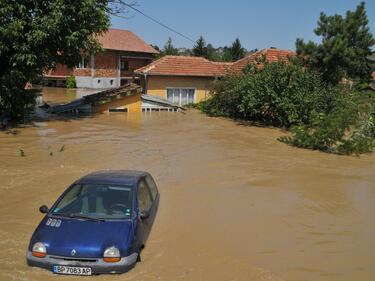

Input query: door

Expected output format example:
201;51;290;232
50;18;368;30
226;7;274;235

136;178;156;247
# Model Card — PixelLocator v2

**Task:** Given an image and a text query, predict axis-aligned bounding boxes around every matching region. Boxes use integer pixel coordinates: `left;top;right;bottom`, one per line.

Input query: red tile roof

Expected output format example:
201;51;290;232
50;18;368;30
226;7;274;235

229;48;296;72
372;71;375;80
96;28;159;54
135;56;233;77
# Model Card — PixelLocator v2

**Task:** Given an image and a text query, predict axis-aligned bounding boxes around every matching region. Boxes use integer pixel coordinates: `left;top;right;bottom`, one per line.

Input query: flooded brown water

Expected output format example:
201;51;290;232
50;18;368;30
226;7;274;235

0;87;375;281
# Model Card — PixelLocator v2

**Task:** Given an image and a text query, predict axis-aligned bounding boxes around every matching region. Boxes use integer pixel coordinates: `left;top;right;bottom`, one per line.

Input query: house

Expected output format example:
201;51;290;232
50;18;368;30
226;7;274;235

48;48;296;114
44;29;159;88
135;56;232;106
134;48;294;106
229;48;296;72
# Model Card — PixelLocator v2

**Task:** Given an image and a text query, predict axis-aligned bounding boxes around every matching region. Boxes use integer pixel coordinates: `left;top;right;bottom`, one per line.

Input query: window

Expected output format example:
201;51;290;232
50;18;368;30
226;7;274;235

109;108;128;112
166;88;195;106
77;55;88;69
137;180;152;212
51;184;134;220
145;176;158;201
120;59;129;71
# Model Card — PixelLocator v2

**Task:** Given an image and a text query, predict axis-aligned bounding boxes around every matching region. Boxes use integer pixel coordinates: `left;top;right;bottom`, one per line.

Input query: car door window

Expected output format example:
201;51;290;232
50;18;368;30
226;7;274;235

145;176;158;201
137;180;152;212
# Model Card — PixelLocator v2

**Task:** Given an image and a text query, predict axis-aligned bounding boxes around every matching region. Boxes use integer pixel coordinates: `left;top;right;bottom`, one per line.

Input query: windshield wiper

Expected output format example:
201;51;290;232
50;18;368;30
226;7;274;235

51;213;104;222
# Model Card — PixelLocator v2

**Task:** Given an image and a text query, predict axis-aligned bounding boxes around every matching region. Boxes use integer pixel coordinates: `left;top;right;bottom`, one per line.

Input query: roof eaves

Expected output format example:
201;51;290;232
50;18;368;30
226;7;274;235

145;72;219;78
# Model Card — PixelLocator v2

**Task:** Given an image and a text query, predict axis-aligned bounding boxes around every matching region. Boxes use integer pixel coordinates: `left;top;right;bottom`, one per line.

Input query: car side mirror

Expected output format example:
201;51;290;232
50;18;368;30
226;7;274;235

140;210;150;220
39;205;49;214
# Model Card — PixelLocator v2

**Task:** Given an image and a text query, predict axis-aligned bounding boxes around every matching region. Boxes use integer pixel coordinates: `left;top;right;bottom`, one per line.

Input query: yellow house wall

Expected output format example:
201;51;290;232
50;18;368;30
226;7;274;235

146;76;214;103
93;93;142;113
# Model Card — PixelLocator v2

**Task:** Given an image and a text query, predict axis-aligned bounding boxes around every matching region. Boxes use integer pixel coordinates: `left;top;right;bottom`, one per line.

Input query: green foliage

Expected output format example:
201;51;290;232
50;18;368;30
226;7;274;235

201;61;375;155
221;38;246;62
193;36;208;58
229;38;246;61
66;75;76;88
0;0;111;118
162;37;179;56
279;102;375;155
204;44;214;61
19;149;25;157
296;2;375;85
0;72;38;118
204;62;342;127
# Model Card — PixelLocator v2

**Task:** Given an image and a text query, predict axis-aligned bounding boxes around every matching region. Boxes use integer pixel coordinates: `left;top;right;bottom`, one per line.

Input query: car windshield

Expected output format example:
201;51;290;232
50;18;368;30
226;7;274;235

51;184;133;220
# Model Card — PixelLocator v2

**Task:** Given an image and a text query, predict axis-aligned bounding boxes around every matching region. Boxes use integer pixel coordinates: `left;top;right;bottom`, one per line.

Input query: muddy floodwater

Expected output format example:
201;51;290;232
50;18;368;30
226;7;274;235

1;87;375;281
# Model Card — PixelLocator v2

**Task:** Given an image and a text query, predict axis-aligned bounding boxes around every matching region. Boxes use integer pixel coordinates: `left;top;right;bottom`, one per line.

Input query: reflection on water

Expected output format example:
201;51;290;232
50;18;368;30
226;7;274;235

0;87;374;281
41;86;100;104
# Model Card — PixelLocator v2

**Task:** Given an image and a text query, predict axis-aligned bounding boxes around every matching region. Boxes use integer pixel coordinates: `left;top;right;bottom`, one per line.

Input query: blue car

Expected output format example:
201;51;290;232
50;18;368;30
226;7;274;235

26;170;159;275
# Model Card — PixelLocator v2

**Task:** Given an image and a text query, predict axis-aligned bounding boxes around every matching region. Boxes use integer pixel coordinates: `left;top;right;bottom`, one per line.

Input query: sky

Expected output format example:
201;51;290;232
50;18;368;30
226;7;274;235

110;0;375;51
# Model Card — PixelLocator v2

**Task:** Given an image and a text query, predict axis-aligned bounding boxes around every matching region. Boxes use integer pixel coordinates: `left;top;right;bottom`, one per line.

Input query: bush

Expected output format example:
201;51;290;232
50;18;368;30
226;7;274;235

66;75;76;88
279;104;375;155
201;61;375;155
205;62;344;127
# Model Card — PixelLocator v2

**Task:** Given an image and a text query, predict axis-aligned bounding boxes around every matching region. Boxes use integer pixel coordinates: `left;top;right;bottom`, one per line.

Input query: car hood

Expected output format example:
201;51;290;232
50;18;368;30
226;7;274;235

30;216;134;258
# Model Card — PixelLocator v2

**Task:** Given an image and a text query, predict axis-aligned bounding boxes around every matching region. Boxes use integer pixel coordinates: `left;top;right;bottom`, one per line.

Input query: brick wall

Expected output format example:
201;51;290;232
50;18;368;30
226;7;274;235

73;57;92;77
44;50;155;82
46;64;73;76
94;51;118;77
121;58;152;77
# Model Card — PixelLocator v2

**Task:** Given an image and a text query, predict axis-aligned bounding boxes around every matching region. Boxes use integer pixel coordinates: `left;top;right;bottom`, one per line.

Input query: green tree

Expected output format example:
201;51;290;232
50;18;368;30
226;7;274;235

296;2;375;85
229;37;246;61
204;62;343;127
206;43;220;61
200;61;375;154
0;0;120;118
221;46;232;62
221;38;246;62
162;37;179;56
193;36;208;58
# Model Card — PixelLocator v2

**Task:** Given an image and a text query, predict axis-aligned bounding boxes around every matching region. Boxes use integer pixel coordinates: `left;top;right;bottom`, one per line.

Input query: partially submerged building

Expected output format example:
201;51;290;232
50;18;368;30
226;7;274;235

135;56;232;105
44;29;159;88
134;48;295;106
48;47;296;114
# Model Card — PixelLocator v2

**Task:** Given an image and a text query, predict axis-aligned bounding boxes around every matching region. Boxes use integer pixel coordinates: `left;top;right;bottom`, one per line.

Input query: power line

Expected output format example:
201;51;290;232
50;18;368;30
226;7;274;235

116;3;195;43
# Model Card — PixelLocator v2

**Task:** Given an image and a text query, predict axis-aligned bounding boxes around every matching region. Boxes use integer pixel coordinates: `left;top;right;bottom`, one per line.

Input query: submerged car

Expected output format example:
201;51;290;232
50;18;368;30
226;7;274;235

26;170;159;275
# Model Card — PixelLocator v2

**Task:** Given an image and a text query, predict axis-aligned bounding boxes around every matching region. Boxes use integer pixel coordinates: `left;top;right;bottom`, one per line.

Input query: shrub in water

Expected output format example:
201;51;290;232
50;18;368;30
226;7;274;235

201;61;374;154
66;75;76;88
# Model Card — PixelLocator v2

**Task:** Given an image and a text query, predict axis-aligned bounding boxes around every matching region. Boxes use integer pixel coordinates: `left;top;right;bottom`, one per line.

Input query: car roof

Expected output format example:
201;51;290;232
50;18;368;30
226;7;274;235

75;170;149;186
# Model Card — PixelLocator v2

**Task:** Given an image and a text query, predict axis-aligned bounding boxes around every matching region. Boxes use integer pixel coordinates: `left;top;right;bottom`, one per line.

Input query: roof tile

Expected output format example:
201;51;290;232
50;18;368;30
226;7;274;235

229;48;296;72
96;28;159;54
135;56;233;77
135;48;295;77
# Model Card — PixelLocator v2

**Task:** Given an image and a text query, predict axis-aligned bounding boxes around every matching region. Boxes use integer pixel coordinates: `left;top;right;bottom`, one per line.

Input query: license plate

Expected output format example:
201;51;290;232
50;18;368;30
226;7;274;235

52;265;92;275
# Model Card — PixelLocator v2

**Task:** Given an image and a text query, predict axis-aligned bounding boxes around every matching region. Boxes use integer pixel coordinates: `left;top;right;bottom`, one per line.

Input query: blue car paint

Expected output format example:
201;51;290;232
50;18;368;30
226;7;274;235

26;170;159;274
29;217;135;258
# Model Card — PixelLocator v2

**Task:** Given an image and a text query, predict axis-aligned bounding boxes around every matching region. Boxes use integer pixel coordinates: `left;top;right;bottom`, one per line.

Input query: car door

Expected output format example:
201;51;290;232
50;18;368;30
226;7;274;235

145;174;159;223
136;178;154;247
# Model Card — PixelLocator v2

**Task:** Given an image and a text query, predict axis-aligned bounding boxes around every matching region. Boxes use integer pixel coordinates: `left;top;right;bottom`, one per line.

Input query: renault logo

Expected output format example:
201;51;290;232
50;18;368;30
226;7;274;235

71;249;76;256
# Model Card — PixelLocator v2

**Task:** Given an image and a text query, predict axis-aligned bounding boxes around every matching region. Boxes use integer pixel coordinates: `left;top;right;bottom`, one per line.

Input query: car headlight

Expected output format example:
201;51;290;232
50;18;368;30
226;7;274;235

32;242;47;258
103;246;120;263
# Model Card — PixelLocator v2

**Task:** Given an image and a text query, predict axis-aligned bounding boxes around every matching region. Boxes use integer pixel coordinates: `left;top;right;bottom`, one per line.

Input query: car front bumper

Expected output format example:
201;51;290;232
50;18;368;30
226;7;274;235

26;251;138;274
